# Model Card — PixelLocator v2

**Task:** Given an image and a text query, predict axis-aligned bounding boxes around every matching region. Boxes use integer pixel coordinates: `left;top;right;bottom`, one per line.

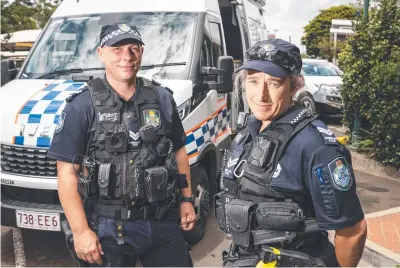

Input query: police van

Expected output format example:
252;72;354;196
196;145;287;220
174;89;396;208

0;0;268;245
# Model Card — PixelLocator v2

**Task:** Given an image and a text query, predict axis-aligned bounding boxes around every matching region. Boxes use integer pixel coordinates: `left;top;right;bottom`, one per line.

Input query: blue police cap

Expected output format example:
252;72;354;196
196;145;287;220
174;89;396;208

100;22;144;47
236;39;302;77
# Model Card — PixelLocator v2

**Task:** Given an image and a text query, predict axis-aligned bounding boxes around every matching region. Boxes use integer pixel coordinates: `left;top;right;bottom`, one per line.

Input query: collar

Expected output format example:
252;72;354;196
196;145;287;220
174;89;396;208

104;74;140;103
248;104;308;139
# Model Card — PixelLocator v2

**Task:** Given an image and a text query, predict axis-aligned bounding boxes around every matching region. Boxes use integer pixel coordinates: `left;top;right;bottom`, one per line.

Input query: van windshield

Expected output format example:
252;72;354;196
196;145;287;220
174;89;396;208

21;12;197;80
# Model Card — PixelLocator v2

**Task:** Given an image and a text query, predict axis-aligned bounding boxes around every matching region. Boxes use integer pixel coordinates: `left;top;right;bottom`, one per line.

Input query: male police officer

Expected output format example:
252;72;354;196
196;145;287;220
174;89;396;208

48;22;196;267
214;39;367;267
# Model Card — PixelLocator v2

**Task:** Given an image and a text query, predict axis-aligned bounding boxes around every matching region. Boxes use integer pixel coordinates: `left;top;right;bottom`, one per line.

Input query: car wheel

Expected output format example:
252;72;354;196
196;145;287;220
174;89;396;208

299;94;318;115
183;166;210;246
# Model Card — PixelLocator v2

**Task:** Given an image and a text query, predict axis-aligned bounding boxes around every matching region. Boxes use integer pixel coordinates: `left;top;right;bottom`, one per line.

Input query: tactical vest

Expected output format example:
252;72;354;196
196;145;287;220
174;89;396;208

80;77;177;204
222;107;316;202
215;107;321;248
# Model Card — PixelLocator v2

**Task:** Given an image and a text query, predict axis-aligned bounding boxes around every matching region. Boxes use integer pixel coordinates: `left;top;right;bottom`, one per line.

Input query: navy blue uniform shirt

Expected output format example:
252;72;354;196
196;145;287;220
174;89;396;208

248;105;364;230
48;78;187;164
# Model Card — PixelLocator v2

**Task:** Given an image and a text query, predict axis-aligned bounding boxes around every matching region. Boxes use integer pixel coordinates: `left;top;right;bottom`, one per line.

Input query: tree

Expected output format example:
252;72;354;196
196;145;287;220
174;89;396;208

316;36;347;62
31;0;61;29
1;0;60;38
301;5;359;57
1;0;37;36
339;0;400;167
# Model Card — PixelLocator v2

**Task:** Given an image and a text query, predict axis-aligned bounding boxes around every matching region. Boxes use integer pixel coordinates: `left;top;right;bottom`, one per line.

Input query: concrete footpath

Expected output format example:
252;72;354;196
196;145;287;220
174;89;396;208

329;124;400;267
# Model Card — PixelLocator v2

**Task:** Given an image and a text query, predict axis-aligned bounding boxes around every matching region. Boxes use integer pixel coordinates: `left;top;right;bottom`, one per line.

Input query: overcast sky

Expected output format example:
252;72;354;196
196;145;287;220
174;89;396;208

263;0;352;52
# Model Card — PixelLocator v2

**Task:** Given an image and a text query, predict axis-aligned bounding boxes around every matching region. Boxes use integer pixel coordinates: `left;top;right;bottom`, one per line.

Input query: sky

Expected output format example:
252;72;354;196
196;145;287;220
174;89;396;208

263;0;352;52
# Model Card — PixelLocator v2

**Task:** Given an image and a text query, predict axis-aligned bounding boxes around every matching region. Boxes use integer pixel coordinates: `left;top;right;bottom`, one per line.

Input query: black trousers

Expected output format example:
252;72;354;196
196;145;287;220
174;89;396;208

88;208;193;267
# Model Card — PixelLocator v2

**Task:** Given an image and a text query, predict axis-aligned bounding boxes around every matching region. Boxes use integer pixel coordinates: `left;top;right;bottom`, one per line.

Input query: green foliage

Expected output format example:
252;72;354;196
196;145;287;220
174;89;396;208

300;53;309;59
1;0;60;38
339;0;400;168
301;5;359;58
317;36;347;62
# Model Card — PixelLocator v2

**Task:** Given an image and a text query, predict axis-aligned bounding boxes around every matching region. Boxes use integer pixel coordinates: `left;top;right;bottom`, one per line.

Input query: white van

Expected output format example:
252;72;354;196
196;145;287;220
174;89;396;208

0;0;268;245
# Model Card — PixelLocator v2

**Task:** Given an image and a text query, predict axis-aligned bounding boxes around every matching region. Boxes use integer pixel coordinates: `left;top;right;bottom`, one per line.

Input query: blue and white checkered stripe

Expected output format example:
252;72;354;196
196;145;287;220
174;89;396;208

185;106;230;158
13;80;86;147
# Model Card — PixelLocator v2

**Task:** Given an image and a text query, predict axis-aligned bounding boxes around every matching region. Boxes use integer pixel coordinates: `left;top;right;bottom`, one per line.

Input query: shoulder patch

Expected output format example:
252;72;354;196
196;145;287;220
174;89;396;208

54;111;66;133
328;157;353;191
311;120;338;145
66;87;89;102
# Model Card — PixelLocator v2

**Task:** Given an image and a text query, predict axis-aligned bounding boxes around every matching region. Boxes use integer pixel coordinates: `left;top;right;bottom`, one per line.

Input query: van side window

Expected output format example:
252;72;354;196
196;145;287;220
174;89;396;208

209;22;223;66
201;35;212;68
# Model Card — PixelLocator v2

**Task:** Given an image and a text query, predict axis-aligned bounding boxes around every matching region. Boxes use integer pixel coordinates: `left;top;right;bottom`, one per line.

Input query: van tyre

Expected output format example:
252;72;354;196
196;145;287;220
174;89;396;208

183;167;209;246
299;93;319;115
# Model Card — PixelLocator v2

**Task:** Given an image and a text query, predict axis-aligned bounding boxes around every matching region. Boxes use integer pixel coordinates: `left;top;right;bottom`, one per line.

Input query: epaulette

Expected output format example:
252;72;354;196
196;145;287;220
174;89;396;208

66;87;89;102
151;79;173;95
310;120;338;145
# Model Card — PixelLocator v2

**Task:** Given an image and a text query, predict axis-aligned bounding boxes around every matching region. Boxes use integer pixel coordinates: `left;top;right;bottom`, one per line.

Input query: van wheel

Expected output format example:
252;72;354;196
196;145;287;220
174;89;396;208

299;93;318;115
183;167;209;246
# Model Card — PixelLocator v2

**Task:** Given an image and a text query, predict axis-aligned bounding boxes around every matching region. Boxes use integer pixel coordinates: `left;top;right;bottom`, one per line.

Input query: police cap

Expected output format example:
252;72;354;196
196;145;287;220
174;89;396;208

100;22;144;47
236;39;302;77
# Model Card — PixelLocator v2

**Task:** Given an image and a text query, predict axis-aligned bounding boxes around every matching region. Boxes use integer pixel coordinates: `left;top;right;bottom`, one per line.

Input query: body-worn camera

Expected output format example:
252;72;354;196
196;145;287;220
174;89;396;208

105;131;128;154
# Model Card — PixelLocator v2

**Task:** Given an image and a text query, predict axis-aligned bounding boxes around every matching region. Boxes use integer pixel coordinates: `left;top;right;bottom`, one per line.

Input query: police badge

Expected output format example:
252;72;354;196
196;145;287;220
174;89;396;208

142;109;161;128
328;157;353;191
118;24;131;32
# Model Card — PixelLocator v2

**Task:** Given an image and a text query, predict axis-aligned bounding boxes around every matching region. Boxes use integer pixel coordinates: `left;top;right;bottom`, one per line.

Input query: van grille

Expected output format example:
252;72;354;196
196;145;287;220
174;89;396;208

1;185;61;205
1;144;57;177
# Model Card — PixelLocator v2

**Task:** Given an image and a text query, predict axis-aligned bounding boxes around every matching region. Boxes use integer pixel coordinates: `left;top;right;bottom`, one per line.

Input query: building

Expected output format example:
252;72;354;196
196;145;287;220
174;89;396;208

329;19;355;65
0;29;42;67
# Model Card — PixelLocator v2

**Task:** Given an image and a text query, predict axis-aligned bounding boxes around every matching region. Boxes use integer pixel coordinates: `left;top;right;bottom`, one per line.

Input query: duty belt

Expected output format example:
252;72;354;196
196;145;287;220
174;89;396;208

92;203;157;221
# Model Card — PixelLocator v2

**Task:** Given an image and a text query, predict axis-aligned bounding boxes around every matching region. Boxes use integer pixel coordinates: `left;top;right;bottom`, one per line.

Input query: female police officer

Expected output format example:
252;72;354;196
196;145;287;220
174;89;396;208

215;39;367;267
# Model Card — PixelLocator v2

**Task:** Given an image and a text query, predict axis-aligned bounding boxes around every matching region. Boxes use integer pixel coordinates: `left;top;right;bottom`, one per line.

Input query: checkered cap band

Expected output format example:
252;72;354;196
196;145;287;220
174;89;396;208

100;28;142;47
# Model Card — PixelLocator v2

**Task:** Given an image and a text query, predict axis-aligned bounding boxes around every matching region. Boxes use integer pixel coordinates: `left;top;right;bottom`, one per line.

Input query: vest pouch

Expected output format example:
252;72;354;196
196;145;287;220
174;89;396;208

256;202;306;231
98;163;112;198
226;199;256;247
144;166;168;203
213;192;236;234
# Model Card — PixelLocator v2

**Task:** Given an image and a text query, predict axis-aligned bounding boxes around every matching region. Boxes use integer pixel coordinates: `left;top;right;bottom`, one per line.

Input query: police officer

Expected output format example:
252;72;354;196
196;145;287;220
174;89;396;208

48;22;196;267
214;39;367;267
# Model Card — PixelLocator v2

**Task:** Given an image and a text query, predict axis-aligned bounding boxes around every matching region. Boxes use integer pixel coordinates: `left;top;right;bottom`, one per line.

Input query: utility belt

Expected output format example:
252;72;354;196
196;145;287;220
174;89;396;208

92;202;159;221
92;167;181;221
214;193;326;248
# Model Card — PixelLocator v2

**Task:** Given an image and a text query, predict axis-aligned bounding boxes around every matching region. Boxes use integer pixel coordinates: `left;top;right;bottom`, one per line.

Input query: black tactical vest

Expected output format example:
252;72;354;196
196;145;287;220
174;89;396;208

83;77;175;202
221;107;316;203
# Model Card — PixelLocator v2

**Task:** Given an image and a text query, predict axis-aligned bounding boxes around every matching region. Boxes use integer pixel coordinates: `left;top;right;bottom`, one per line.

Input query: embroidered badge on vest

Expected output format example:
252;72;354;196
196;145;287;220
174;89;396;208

328;157;353;191
143;109;161;128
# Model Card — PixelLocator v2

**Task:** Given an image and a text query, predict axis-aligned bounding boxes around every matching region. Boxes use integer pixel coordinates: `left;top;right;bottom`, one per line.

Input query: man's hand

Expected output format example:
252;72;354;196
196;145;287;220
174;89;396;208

74;229;104;265
180;202;196;231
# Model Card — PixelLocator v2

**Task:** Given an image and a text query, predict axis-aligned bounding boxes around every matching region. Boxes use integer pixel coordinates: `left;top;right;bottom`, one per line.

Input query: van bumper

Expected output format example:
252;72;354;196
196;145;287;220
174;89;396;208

1;198;66;231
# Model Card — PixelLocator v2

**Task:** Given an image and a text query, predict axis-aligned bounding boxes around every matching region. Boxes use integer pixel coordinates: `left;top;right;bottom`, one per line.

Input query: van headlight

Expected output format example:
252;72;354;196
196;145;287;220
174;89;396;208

177;99;191;120
319;84;341;96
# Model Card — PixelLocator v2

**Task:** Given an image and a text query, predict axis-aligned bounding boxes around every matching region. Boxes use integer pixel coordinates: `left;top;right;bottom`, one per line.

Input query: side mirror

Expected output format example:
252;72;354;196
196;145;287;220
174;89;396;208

1;59;18;86
202;56;234;94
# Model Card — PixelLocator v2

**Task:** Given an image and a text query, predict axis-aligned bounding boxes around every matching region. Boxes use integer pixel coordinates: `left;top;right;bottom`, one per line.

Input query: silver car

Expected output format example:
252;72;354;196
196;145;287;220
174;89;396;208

294;59;343;115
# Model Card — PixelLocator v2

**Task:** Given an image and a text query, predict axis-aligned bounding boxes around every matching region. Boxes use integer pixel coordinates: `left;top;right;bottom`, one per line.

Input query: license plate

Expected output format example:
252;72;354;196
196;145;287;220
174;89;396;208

15;210;61;231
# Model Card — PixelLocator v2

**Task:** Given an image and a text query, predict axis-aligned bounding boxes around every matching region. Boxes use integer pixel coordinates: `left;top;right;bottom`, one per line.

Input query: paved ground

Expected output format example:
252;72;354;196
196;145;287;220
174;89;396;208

2;115;399;267
2;169;399;267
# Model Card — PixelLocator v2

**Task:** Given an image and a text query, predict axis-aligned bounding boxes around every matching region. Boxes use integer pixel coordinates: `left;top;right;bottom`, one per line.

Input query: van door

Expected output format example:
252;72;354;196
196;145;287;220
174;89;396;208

241;0;268;46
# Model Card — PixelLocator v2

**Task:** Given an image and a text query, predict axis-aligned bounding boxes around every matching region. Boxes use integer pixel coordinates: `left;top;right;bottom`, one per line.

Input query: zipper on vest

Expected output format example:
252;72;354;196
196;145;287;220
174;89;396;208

122;103;129;198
